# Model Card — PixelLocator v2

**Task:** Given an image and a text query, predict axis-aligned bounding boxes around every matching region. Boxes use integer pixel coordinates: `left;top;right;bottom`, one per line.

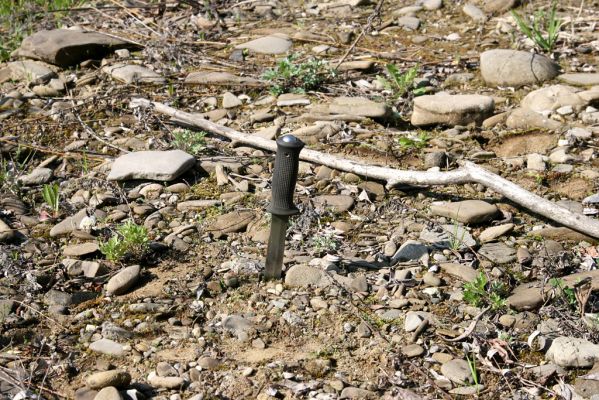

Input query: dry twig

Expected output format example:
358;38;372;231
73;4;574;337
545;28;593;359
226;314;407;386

130;98;599;240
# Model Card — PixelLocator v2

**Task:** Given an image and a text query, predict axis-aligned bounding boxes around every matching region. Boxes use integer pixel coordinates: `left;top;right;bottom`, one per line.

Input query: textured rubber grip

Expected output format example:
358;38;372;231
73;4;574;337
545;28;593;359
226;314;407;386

267;135;304;216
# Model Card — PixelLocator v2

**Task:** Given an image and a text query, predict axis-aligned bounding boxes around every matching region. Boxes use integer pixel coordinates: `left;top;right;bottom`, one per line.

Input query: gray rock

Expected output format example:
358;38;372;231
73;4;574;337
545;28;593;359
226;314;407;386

108;150;195;181
402;344;425;357
440;263;478;282
177;200;221;212
18;168;52;185
336;61;374;72
50;208;106;237
184;71;261;86
198;356;221;370
106;265;141;296
0;219;14;242
421;0;443;10
147;372;184;389
412;93;494;126
63;242;99;257
328;96;390;118
1;60;57;84
558;73;599;87
482;0;516;13
0;300;14;322
463;3;486;22
419;225;476;250
156;362;178;377
340;387;377;399
480;49;560;87
404;311;425;332
381;309;403;322
423;271;441;286
441;359;474;385
424;152;448;168
89;339;125;357
103;64;165;84
546;337;599;368
313;195;354;212
14;29;137;67
86;371;131;390
206;210;255;239
94;386;122;400
392;240;429;263
222;91;242;108
277;93;311;106
527;153;546;171
478;242;516;264
430;200;498;223
285;265;330;287
223;315;255;339
44;289;99;306
551;147;575;164
521;85;587;113
235;34;292;54
478;223;514;242
397;16;421;30
506;107;563;130
75;387;98;400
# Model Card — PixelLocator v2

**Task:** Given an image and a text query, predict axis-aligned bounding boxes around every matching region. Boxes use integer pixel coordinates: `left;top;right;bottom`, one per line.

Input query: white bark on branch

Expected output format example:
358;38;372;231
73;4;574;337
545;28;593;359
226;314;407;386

130;98;599;239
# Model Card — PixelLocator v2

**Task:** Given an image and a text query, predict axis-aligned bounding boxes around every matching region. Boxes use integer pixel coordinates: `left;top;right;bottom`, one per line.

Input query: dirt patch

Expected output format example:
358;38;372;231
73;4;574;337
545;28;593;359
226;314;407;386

492;133;558;157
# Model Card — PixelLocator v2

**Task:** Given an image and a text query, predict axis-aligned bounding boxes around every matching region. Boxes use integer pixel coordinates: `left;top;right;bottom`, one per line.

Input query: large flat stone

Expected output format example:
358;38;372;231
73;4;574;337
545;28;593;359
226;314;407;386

103;64;165;84
411;93;494;126
328;96;390;118
480;49;560;87
235;34;292;54
430;200;498;224
107;150;196;181
558;73;599;87
13;29;138;67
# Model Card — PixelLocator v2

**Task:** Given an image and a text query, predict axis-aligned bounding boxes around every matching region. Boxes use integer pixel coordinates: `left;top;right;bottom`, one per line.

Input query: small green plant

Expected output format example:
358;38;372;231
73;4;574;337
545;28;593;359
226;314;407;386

99;220;149;262
463;272;507;310
397;131;430;150
172;129;207;155
549;277;577;308
312;231;339;254
511;1;563;52
0;1;87;62
465;352;480;390
41;183;60;217
262;54;335;95
447;223;467;251
377;63;419;100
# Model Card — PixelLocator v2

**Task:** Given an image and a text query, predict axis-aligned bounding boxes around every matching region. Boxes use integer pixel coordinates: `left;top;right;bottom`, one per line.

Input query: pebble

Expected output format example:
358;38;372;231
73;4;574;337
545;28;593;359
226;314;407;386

402;344;425;357
93;386;123;400
0;218;15;242
86;371;131;390
147;372;185;389
391;240;429;263
463;3;486;22
89;339;126;357
106;265;141;296
478;223;514;243
441;359;474;385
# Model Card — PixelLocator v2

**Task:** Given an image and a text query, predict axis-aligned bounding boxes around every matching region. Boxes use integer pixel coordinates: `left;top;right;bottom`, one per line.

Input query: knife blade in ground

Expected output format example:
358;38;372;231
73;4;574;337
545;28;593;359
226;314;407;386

264;214;289;280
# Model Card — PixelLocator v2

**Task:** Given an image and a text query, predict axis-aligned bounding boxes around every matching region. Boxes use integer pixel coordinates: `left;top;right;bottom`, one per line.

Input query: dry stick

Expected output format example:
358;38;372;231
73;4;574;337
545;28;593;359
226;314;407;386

334;0;385;70
130;98;599;239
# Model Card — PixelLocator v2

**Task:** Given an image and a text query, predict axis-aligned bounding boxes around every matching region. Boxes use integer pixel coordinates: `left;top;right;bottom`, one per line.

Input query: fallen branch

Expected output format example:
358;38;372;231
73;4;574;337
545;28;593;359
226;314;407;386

130;98;599;239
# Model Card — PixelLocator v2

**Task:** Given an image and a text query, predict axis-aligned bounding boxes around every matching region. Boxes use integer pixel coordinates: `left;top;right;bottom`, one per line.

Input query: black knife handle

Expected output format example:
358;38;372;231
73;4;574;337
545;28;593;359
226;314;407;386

267;135;304;216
